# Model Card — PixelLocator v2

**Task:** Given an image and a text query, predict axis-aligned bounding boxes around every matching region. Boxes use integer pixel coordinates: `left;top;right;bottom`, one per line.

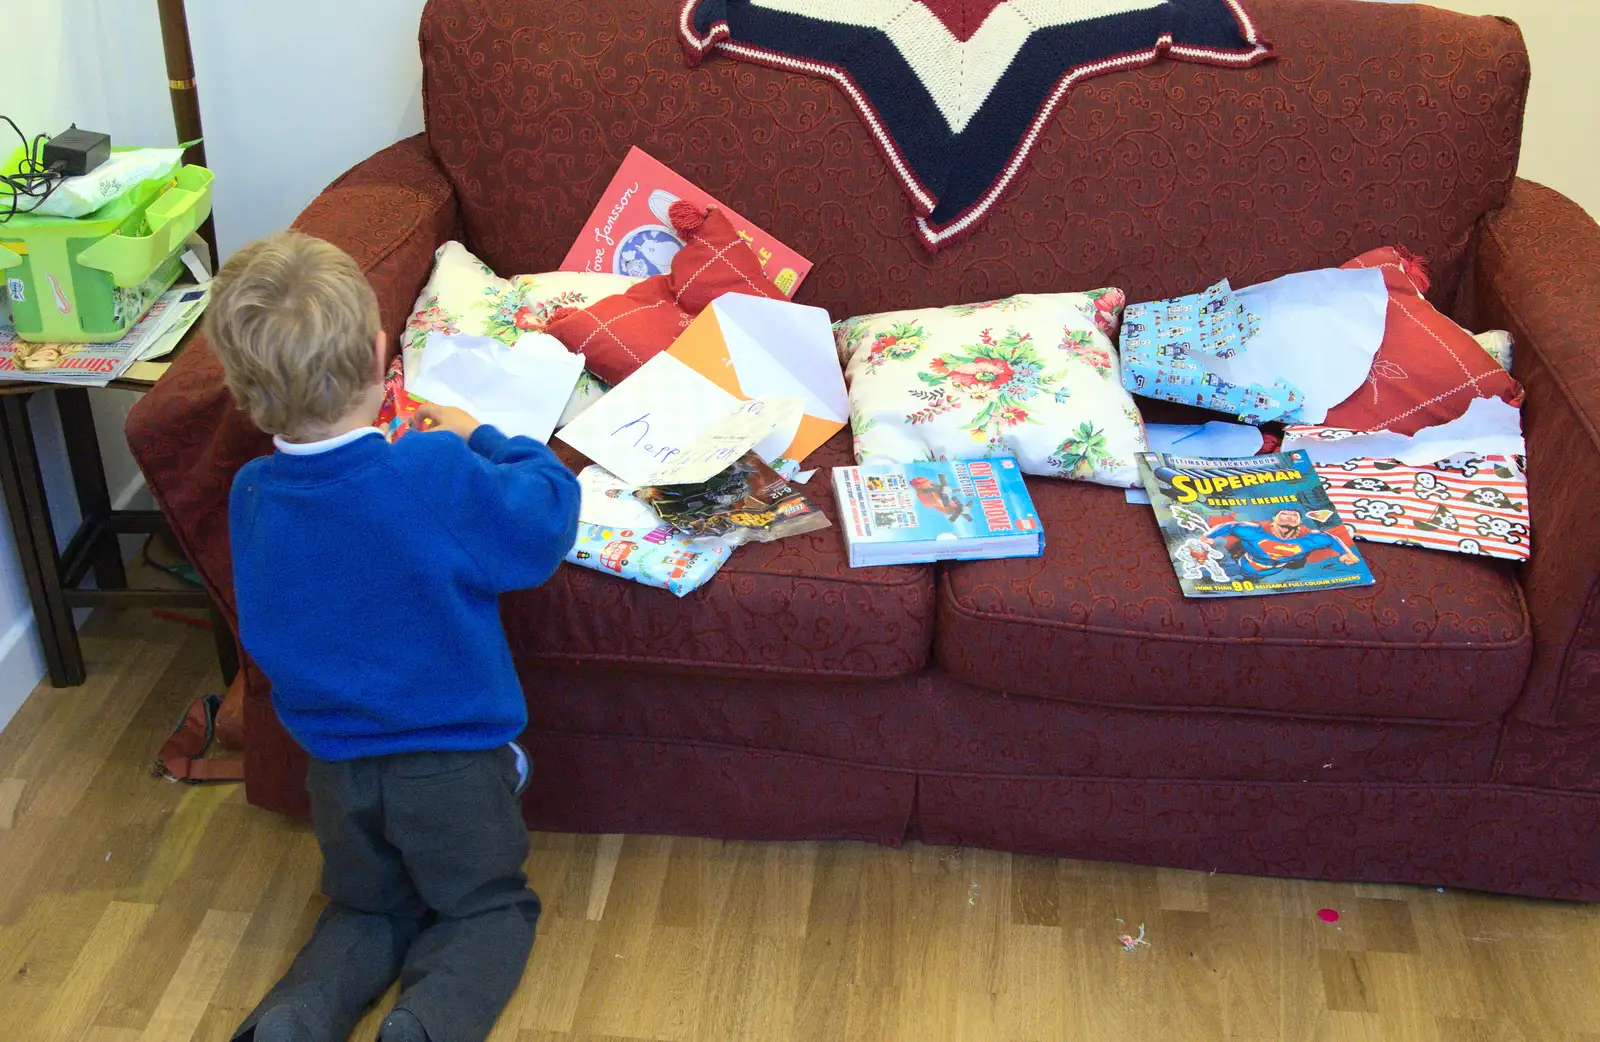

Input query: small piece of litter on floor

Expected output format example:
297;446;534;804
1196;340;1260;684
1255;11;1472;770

1208;869;1216;877
1317;908;1340;923
104;852;111;861
1437;887;1446;893
968;881;980;905
1118;923;1149;952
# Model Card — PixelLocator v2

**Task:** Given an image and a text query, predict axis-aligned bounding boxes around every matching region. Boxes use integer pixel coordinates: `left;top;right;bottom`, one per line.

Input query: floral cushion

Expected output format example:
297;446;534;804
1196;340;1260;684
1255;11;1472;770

834;291;1148;487
379;242;637;437
399;241;637;372
1475;329;1513;371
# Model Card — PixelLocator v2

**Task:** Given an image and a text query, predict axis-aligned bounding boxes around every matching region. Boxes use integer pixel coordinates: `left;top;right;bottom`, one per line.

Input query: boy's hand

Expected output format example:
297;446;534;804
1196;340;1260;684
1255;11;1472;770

407;403;481;440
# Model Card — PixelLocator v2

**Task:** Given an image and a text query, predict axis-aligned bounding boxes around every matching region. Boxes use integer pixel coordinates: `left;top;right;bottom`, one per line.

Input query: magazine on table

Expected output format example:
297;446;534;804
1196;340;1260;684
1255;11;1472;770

832;457;1043;567
136;282;210;362
1136;449;1374;598
0;281;209;386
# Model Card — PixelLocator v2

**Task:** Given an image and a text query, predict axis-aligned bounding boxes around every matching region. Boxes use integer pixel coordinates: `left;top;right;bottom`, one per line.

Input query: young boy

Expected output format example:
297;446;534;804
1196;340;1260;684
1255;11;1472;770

210;231;580;1042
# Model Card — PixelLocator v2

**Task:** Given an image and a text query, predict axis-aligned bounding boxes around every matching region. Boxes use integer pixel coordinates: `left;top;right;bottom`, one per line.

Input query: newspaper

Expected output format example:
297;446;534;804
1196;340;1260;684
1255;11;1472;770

0;281;209;387
137;283;209;362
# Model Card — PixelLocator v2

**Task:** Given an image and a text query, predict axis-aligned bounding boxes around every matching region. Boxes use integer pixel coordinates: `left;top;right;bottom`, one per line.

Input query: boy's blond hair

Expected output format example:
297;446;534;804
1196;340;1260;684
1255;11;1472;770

205;231;381;437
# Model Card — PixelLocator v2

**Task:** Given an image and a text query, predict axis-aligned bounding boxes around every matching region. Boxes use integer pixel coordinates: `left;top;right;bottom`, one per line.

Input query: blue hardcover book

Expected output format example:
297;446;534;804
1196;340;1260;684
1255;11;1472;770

832;457;1044;567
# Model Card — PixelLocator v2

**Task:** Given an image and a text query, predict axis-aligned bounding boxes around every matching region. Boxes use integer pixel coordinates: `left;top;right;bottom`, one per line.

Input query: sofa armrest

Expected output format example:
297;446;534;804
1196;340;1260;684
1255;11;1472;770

125;134;459;624
1475;178;1600;726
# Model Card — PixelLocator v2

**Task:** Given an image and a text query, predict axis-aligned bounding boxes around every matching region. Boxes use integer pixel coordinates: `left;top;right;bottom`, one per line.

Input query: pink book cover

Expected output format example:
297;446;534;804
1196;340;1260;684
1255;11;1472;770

559;147;811;297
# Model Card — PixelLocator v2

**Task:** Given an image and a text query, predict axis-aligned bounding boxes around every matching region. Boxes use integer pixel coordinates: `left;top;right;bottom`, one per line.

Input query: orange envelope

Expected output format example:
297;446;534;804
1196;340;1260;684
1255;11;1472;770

664;292;848;463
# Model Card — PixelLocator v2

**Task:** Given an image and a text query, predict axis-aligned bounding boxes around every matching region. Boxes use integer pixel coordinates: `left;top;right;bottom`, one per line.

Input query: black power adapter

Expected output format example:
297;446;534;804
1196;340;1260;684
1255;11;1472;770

0;118;112;222
43;125;111;177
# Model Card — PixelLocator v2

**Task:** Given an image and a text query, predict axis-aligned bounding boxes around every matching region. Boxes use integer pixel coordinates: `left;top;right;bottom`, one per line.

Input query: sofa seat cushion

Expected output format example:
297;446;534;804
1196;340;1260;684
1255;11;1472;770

937;481;1532;723
503;433;934;680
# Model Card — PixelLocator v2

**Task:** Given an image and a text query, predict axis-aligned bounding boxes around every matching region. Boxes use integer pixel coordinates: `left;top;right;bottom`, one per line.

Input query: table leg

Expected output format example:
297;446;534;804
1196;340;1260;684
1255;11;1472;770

57;388;128;590
0;394;85;687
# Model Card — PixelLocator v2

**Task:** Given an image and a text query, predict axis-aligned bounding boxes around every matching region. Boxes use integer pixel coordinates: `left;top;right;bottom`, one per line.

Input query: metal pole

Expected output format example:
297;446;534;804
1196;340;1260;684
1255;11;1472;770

155;0;217;257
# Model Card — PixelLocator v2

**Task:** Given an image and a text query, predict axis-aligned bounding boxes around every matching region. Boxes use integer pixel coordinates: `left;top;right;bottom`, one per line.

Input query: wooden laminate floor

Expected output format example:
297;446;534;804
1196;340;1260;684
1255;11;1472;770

3;605;1600;1042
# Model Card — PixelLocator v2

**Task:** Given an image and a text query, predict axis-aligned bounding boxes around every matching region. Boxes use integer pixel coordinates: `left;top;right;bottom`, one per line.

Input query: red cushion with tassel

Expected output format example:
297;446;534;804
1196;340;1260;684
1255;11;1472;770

545;204;785;385
1323;246;1522;435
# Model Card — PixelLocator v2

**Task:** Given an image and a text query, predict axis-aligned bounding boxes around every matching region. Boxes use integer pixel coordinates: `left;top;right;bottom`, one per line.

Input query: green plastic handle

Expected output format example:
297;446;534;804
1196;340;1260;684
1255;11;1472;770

77;166;214;287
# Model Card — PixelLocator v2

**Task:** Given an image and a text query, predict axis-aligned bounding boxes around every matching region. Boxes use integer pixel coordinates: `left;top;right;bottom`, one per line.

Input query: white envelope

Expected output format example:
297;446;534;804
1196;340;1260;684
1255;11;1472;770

408;331;583;443
1284;396;1526;466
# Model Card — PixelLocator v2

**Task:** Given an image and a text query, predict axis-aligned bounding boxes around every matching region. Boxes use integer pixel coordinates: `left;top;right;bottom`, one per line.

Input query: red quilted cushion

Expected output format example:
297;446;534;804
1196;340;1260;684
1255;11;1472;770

545;203;785;384
1323;246;1523;435
544;274;682;384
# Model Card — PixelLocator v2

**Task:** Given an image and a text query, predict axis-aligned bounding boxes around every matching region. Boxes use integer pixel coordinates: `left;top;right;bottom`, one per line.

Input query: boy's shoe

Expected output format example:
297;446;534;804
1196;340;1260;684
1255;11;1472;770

379;1008;431;1042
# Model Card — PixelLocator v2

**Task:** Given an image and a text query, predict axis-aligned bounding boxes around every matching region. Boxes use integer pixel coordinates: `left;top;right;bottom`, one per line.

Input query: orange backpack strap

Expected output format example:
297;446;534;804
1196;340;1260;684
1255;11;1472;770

153;673;246;784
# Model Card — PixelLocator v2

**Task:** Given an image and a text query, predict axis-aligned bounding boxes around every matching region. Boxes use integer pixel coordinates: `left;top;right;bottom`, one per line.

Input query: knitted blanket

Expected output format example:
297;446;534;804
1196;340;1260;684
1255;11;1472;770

679;0;1272;249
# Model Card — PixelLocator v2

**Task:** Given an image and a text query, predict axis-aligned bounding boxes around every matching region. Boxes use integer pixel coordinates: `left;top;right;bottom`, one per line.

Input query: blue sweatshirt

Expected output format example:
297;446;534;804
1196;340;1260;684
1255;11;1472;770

229;425;580;761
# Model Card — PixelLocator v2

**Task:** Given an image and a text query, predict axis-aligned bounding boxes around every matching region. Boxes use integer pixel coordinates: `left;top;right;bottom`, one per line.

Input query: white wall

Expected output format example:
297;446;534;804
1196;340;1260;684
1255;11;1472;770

188;0;428;261
0;0;174;727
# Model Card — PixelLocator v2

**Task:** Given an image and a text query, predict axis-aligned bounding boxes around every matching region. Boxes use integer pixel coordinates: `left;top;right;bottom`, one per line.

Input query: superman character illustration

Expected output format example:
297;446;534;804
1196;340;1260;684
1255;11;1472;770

1200;508;1361;580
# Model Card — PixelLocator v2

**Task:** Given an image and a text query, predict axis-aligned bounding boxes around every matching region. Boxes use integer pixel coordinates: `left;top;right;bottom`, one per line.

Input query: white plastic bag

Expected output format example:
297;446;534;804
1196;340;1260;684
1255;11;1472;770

33;148;185;219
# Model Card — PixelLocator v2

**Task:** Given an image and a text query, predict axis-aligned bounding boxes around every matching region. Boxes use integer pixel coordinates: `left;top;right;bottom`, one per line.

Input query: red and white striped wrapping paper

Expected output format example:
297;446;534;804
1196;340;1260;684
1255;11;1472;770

1308;455;1530;561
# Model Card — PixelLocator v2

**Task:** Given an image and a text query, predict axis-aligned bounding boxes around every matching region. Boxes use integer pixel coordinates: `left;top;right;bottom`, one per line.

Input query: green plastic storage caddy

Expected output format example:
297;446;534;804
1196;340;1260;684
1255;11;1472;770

0;149;214;343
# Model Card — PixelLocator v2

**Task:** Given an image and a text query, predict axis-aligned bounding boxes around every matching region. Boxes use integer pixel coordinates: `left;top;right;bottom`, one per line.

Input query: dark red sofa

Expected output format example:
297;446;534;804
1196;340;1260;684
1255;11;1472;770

126;0;1600;899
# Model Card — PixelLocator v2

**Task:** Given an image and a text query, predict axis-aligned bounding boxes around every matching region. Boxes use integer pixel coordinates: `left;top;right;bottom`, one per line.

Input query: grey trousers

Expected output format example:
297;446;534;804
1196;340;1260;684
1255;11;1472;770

234;745;539;1042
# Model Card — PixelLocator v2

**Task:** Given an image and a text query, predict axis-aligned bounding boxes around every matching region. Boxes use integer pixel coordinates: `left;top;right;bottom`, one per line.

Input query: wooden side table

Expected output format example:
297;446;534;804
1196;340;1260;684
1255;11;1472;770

0;336;238;687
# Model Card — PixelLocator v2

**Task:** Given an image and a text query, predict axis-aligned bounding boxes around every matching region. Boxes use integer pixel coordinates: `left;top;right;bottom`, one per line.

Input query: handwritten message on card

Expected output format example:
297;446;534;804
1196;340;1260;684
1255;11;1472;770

557;352;732;482
643;397;802;485
556;350;804;485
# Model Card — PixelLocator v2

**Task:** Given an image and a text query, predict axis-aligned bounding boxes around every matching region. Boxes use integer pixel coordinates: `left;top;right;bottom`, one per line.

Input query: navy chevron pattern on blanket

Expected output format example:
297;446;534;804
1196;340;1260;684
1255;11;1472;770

679;0;1272;249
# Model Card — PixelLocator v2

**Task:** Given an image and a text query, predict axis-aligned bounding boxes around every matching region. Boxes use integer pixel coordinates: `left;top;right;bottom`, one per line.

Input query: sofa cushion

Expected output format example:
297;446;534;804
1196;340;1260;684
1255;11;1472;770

1324;246;1524;435
379;242;632;437
835;290;1149;487
543;205;786;384
937;480;1531;723
398;240;637;374
502;432;935;680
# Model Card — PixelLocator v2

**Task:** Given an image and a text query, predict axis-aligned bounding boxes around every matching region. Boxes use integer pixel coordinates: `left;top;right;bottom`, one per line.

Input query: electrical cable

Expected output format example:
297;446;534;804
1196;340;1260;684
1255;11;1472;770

0;115;69;223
